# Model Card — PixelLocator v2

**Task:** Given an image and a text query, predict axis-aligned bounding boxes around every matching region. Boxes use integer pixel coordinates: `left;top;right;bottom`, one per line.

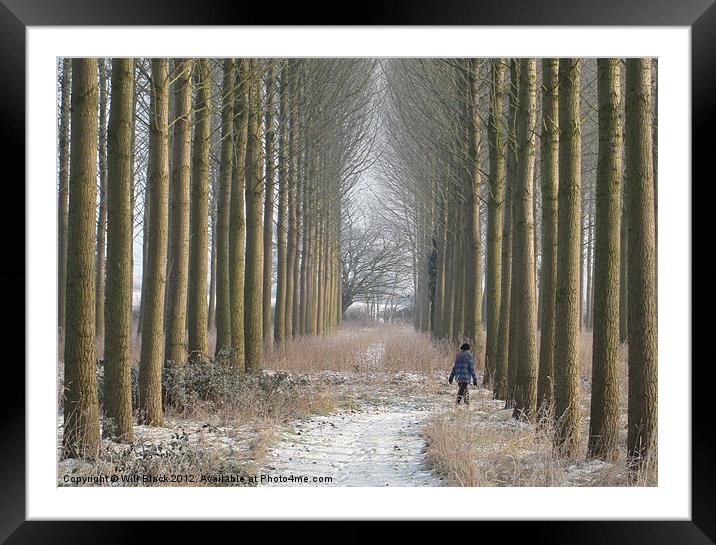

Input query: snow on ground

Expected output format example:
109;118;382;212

57;327;635;487
57;415;256;483
261;398;443;487
260;341;444;486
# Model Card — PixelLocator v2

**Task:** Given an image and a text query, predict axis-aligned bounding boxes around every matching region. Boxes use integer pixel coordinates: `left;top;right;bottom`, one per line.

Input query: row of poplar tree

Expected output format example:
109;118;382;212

58;58;375;459
383;58;657;468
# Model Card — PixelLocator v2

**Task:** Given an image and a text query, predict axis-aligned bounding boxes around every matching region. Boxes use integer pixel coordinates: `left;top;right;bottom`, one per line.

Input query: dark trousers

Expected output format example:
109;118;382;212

456;382;470;405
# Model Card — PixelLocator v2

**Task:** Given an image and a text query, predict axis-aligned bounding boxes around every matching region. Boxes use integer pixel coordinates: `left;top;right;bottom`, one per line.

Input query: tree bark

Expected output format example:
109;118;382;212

625;58;658;470
229;58;249;370
295;147;306;337
286;64;298;339
214;59;235;359
588;58;622;460
244;60;265;372
537;58;559;420
95;59;108;348
512;58;539;421
585;207;594;330
484;58;506;388
506;59;520;406
138;59;169;426
493;144;513;401
619;193;629;343
433;197;448;339
164;59;193;366
62;58;101;460
274;62;289;344
187;59;211;361
554;58;582;455
58;59;71;335
103;58;135;442
263;65;277;347
464;59;483;356
207;199;216;332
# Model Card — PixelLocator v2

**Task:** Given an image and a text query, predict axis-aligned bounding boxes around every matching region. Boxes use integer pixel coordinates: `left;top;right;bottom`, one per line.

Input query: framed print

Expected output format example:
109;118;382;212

4;0;714;542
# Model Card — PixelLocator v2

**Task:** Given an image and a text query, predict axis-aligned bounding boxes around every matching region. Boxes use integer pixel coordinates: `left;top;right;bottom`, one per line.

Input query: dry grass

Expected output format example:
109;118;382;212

423;384;657;487
58;426;258;487
58;357;338;487
382;329;454;374
265;324;455;375
418;329;634;489
57;323;655;488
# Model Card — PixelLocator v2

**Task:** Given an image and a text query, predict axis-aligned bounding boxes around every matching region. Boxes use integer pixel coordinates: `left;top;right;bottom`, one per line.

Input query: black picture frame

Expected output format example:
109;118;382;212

4;1;713;542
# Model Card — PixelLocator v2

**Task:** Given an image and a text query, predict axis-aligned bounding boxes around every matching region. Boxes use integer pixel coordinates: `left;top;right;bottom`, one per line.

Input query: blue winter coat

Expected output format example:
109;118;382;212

449;350;477;384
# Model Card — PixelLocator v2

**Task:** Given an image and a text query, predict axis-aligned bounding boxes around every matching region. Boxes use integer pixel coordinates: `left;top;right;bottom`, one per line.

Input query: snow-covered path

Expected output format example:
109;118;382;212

260;339;443;486
260;399;442;486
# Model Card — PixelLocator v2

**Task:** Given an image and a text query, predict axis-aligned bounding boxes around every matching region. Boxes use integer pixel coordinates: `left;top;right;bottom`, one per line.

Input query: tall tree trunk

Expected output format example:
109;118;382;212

103;58;135;442
588;58;622;460
299;152;310;336
187;59;211;361
285;66;298;339
244;60;265;372
452;203;465;342
512;58;539;422
229;58;249;370
307;176;319;335
95;59;108;349
625;58;658;470
587;214;595;330
138;59;169;426
493;143;513;401
214;59;235;358
484;58;506;387
58;59;71;335
652;59;658;316
464;59;483;356
164;59;193;366
579;203;586;330
130;60;138;335
274;62;289;344
537;58;559;419
62;58;101;460
418;204;432;333
293;147;306;337
207;199;216;333
263;65;276;347
443;213;456;341
619;192;629;343
433;197;448;339
136;168;150;340
506;59;520;406
554;58;582;455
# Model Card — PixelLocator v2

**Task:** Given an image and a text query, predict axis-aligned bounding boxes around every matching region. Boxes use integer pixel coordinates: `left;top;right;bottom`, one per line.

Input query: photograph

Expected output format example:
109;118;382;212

55;55;659;489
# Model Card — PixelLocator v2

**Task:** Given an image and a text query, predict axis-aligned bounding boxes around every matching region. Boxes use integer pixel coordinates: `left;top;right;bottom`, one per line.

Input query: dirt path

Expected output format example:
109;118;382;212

260;341;446;486
260;397;443;486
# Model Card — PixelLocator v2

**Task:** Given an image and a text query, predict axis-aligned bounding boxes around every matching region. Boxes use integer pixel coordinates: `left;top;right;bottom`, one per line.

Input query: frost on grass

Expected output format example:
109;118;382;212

422;387;656;487
57;324;654;488
57;416;259;486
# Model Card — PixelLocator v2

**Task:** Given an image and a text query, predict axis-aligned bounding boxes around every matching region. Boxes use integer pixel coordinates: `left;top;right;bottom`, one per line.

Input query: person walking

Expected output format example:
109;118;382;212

448;343;478;405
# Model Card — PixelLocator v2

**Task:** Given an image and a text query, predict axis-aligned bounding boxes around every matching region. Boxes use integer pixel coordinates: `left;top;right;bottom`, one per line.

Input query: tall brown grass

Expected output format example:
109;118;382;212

264;324;455;375
423;330;655;487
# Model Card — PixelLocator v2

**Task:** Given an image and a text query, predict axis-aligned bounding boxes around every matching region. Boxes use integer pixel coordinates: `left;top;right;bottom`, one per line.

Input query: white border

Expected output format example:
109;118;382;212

27;26;690;520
